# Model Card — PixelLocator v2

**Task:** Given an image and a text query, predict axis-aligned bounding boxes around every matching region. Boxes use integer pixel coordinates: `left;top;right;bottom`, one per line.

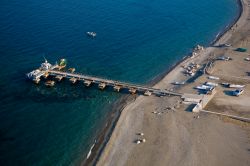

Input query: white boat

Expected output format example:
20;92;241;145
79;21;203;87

205;82;218;87
220;43;231;47
86;31;97;37
229;84;245;88
195;85;213;91
221;82;230;86
208;76;220;80
173;81;185;85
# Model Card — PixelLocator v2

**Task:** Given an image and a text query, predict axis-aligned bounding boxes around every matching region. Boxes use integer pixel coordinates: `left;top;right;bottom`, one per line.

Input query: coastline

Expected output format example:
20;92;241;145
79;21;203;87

84;0;245;165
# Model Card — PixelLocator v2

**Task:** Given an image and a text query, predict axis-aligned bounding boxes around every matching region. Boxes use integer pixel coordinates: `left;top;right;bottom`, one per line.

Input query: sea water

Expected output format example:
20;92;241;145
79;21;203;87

0;0;239;165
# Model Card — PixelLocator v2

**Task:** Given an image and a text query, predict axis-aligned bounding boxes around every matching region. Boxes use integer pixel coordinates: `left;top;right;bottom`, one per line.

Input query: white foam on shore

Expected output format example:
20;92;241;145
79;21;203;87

86;140;96;159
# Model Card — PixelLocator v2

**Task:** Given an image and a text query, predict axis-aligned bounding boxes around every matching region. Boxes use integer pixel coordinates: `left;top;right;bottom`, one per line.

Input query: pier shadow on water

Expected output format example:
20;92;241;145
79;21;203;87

22;77;141;104
21;80;99;103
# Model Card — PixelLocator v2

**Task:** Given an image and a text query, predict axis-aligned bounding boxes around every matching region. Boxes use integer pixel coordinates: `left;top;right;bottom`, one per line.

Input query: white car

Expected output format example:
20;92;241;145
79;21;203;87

232;89;244;96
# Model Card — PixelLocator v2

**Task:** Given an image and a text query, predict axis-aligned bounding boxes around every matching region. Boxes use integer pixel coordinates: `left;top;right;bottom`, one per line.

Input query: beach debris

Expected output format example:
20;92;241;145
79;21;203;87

190;45;205;58
191;52;198;58
193;115;200;119
184;63;200;76
135;138;146;144
136;140;141;144
152;111;163;115
208;76;220;80
137;132;144;136
166;107;171;110
244;57;250;61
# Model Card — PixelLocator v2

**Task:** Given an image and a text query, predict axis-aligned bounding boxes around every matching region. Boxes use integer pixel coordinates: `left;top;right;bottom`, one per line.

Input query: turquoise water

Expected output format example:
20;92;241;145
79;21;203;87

0;0;239;165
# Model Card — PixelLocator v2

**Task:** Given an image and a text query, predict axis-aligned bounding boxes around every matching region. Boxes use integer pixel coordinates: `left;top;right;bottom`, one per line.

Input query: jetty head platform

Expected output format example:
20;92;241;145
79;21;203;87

26;60;182;97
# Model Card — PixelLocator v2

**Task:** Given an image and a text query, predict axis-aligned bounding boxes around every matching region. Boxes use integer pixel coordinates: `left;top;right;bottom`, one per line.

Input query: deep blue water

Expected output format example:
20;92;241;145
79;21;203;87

0;0;239;165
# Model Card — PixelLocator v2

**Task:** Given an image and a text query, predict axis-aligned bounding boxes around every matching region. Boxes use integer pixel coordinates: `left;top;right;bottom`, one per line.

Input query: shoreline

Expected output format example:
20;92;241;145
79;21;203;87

83;0;244;165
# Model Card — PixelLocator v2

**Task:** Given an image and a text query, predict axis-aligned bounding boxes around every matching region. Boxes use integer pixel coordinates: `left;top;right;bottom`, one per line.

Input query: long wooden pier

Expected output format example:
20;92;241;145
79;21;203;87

26;60;182;97
48;70;182;96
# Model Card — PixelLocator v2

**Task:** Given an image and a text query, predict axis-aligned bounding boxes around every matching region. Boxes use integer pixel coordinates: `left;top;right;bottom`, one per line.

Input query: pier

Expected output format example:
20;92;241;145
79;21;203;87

26;60;182;97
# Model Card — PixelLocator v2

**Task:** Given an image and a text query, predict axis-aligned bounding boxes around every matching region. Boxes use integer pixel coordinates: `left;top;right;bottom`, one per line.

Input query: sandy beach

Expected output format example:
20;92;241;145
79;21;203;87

96;0;250;165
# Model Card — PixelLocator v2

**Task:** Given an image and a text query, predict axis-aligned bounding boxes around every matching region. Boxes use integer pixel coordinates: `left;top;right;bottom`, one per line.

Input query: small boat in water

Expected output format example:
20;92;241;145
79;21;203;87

86;32;97;38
